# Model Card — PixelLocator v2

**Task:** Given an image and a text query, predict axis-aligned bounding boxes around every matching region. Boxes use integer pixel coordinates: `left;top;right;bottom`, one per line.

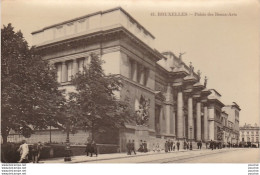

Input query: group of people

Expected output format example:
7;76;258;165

17;140;42;163
183;140;192;150
164;140;176;152
85;140;98;157
137;140;148;153
126;140;136;155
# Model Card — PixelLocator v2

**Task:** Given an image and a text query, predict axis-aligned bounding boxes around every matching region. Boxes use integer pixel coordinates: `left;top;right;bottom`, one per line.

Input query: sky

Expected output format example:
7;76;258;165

2;0;260;126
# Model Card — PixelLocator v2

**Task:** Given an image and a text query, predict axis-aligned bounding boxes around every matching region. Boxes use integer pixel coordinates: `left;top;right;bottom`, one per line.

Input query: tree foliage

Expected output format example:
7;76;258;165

1;24;65;143
67;53;134;140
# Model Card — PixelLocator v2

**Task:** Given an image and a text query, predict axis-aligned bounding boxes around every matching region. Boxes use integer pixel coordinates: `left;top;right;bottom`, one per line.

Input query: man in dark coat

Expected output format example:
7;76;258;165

170;140;173;151
131;140;136;155
210;140;213;150
177;140;180;151
199;140;202;149
126;140;131;155
143;141;148;153
85;140;92;156
90;141;97;157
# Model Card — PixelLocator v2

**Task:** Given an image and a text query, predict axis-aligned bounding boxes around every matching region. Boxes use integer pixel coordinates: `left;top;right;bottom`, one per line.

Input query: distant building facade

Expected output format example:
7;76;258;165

240;123;260;144
6;7;241;151
222;102;241;144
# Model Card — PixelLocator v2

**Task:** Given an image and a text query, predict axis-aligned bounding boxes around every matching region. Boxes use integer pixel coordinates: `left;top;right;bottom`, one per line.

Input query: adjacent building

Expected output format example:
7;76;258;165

240;123;260;144
6;7;242;151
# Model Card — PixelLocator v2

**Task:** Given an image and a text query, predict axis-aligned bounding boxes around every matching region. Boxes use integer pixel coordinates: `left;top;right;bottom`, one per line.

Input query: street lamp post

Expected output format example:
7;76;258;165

189;126;192;150
64;120;71;162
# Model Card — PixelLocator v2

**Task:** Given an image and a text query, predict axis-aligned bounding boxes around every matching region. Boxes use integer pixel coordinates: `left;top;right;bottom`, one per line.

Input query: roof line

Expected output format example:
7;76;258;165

31;7;155;39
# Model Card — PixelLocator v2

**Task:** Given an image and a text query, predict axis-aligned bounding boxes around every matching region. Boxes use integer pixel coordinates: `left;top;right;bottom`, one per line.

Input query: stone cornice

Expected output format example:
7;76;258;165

35;26;162;62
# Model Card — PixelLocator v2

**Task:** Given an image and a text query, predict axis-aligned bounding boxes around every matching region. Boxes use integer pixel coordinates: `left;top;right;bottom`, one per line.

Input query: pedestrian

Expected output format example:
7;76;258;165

190;141;192;150
167;140;171;152
31;142;42;163
197;141;200;149
173;141;175;151
165;141;168;153
170;140;173;151
131;140;136;155
210;140;213;150
138;140;143;152
199;140;202;149
85;140;92;156
90;140;97;157
177;140;180;151
143;141;148;153
126;140;131;155
17;140;29;163
184;140;187;150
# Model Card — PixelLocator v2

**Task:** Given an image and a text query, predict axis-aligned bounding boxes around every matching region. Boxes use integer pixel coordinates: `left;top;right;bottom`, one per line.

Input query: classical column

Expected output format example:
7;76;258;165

188;96;193;140
203;105;208;141
165;85;172;135
61;62;67;82
208;107;214;141
177;88;184;139
72;59;78;76
196;101;202;141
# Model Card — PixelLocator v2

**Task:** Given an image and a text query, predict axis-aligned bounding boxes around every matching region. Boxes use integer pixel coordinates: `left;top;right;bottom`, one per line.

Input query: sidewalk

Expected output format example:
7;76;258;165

40;148;231;163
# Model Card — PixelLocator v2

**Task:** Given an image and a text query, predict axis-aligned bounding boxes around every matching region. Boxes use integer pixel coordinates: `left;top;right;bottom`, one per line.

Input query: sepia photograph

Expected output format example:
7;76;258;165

1;0;260;174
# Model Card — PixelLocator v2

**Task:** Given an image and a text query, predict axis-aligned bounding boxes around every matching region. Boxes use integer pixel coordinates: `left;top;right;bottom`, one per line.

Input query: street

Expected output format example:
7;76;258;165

84;148;260;163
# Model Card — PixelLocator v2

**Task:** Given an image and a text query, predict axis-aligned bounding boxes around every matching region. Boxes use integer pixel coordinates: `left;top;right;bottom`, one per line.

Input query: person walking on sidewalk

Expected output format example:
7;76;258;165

31;142;42;163
210;140;214;150
131;140;136;155
177;140;180;151
85;140;92;156
17;140;29;163
90;140;98;157
143;141;148;153
126;140;131;155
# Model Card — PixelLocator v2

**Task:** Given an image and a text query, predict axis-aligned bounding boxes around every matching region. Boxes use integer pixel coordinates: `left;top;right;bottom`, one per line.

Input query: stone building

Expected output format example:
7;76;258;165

240;123;260;144
7;7;241;151
222;102;241;144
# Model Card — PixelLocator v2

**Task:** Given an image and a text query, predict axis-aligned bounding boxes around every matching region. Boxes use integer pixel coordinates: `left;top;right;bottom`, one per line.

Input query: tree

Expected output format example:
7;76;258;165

1;24;65;144
67;53;134;142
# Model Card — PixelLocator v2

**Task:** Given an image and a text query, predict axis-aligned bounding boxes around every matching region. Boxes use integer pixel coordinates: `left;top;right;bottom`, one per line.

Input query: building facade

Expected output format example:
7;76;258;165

7;7;241;151
240;123;260;145
222;102;241;144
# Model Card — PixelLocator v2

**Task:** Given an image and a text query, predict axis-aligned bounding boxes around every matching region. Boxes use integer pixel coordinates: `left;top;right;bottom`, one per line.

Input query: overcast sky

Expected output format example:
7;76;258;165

2;0;260;126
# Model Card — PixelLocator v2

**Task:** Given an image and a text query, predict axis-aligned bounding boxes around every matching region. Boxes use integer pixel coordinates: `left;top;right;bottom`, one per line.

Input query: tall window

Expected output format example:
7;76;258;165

67;61;73;81
56;63;62;83
78;58;85;73
143;67;149;86
129;59;135;80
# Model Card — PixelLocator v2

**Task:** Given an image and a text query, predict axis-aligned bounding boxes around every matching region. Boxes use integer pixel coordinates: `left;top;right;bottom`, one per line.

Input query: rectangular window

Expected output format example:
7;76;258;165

78;58;85;73
129;59;135;80
136;63;141;83
67;61;73;81
56;63;62;83
143;67;149;86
